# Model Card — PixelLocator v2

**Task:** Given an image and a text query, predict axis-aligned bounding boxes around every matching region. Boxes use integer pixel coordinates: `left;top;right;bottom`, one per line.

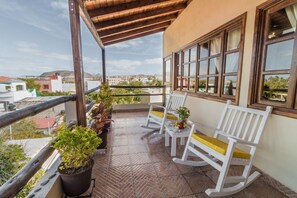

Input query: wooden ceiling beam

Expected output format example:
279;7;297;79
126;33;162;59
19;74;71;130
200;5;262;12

94;3;186;30
98;14;176;37
101;22;170;42
104;28;165;46
88;0;173;18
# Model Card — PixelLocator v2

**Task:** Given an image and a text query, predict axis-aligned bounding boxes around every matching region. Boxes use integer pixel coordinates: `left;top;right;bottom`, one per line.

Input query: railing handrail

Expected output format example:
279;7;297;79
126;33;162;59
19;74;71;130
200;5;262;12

110;85;165;89
0;86;100;129
0;87;99;198
112;93;164;97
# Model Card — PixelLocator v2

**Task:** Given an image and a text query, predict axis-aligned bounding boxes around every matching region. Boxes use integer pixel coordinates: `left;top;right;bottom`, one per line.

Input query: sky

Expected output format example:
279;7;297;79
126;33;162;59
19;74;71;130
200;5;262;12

0;0;163;77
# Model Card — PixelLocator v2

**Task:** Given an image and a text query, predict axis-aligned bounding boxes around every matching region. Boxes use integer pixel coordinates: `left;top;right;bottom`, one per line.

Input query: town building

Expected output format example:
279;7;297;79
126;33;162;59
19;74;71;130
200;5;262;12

35;73;63;93
0;76;36;110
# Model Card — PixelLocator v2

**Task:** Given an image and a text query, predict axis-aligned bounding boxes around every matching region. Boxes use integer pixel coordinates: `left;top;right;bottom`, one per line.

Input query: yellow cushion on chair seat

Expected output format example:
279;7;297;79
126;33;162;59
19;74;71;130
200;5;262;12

150;110;178;120
192;134;251;159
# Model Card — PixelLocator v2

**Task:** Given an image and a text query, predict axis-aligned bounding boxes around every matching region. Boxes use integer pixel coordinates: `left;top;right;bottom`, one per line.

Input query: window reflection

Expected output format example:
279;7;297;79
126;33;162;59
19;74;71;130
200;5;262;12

209;58;220;74
190;47;197;61
189;78;195;91
210;36;221;55
225;53;239;73
262;74;289;102
208;77;218;94
268;3;297;39
199;60;208;75
200;43;209;59
265;39;294;71
184;50;189;63
198;78;206;92
227;28;241;51
223;76;237;96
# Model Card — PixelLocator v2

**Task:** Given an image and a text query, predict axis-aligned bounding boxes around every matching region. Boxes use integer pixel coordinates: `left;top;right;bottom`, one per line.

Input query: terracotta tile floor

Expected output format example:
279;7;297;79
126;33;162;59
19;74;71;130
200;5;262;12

90;112;292;198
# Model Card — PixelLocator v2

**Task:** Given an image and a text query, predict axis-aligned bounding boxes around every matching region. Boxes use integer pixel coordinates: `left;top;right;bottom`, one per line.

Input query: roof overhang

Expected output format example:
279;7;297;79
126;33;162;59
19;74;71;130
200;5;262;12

82;0;192;46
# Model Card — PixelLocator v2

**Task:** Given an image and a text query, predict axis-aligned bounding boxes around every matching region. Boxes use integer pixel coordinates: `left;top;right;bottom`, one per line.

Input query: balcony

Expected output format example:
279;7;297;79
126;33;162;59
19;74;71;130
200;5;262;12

22;111;292;197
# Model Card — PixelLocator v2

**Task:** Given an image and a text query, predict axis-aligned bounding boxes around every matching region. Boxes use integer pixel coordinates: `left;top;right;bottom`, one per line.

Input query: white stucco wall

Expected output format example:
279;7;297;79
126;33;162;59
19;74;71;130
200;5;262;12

163;0;297;192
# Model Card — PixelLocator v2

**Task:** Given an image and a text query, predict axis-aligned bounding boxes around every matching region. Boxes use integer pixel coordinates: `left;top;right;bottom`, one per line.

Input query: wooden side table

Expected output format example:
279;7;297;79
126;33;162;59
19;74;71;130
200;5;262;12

165;121;193;156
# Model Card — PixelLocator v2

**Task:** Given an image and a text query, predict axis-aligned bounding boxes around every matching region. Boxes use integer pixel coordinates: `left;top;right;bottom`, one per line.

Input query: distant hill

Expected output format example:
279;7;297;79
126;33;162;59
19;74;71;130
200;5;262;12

40;70;96;78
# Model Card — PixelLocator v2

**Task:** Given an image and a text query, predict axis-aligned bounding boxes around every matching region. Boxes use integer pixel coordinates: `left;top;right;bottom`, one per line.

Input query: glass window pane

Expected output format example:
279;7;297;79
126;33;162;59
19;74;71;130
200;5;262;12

178;53;182;65
184;50;189;63
189;78;195;91
209;57;220;74
198;78;207;92
225;52;239;73
268;3;297;39
183;64;189;77
182;78;188;90
223;76;237;96
177;78;181;88
210;36;221;55
208;77;219;94
177;66;182;76
227;28;241;51
165;59;171;83
190;63;196;76
200;43;209;59
262;74;289;102
265;39;294;71
190;47;197;61
199;60;208;75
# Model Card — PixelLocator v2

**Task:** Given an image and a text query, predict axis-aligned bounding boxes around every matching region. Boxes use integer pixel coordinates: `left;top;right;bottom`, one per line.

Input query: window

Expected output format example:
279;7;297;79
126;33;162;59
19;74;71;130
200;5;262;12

5;86;11;91
43;84;49;89
174;14;246;104
249;0;297;118
16;85;23;91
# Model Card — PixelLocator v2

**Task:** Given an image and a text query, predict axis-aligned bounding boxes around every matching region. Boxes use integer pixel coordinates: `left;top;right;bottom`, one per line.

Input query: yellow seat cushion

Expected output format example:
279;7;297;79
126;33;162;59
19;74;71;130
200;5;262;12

150;110;178;120
192;134;251;159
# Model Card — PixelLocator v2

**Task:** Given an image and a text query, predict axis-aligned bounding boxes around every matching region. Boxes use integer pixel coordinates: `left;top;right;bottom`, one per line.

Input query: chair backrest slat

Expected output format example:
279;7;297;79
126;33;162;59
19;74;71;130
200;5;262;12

222;108;233;132
215;100;272;144
236;111;248;138
226;109;238;135
248;114;260;142
167;93;187;112
242;113;254;140
231;110;242;136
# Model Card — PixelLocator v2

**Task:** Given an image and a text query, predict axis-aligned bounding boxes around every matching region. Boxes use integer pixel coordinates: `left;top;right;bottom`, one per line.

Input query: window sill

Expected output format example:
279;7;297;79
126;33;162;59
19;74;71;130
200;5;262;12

248;103;297;119
174;90;238;105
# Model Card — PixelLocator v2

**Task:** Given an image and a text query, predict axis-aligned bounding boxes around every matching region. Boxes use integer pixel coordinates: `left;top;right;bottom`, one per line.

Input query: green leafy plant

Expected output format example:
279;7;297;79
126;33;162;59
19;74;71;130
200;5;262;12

52;125;102;173
89;102;113;134
90;83;113;111
176;107;190;121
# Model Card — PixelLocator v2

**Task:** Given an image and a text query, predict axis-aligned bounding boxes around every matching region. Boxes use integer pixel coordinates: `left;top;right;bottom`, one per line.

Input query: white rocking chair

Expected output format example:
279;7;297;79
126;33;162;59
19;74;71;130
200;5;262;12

142;92;187;134
173;100;272;197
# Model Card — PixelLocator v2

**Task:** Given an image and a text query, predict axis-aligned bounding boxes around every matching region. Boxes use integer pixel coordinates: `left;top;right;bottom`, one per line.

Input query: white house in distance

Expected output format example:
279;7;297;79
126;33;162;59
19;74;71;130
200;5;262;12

0;76;36;105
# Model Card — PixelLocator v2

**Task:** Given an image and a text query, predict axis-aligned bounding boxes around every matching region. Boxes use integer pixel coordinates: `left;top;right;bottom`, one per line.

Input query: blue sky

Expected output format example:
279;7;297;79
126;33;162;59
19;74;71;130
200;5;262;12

0;0;163;77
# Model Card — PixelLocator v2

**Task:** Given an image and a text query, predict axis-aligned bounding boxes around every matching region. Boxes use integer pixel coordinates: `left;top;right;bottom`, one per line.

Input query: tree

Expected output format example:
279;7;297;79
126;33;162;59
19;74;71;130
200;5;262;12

1;119;47;140
18;78;40;91
0;139;28;186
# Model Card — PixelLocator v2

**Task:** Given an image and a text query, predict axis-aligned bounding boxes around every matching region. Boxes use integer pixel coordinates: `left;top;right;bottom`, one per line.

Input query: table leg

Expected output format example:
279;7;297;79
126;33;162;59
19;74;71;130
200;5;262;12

165;131;169;147
171;136;176;156
181;137;185;145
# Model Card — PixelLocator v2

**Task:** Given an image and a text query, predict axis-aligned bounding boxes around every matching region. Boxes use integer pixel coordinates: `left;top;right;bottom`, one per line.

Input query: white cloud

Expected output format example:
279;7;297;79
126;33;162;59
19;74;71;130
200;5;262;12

15;41;100;64
0;2;51;31
50;0;69;19
110;39;145;49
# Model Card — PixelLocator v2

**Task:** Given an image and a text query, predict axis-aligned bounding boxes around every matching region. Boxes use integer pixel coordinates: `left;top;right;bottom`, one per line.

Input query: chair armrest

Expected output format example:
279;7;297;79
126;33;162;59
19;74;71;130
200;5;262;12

149;103;165;110
228;136;257;146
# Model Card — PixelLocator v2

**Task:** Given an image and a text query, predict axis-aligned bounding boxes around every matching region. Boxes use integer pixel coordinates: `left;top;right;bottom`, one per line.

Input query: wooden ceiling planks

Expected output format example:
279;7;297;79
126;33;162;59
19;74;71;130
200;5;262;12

83;0;191;45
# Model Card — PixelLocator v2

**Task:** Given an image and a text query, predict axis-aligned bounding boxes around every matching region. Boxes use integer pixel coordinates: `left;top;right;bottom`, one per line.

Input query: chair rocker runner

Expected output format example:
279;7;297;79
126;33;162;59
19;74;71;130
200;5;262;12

173;101;272;197
142;92;187;134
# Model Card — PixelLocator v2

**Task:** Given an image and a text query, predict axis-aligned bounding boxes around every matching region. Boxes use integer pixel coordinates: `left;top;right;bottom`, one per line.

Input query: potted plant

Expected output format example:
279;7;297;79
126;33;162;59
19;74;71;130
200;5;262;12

52;125;102;196
174;107;190;129
89;102;113;149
